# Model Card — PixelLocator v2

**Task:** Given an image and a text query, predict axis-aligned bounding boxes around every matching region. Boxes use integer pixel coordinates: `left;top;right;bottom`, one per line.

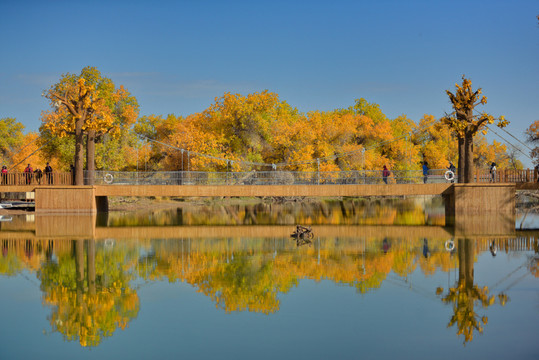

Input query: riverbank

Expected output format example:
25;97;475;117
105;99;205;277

107;196;320;211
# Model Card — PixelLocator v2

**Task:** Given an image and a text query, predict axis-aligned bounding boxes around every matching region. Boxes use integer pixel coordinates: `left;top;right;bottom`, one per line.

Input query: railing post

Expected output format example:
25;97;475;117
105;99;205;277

317;158;320;185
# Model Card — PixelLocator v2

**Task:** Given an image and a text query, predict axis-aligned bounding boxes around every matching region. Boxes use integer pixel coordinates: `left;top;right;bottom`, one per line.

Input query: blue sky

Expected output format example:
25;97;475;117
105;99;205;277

1;0;537;166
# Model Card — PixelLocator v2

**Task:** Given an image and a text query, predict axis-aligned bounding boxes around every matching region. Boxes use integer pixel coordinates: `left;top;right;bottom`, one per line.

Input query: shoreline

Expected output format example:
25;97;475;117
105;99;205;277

0;194;537;215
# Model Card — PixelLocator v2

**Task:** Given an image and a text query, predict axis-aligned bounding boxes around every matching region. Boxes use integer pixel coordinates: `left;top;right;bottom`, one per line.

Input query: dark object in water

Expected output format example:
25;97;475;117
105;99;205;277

291;225;313;239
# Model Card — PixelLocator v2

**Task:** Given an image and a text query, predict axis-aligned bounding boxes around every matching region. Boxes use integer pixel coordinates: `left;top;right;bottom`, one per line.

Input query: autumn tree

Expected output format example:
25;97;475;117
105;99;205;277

525;120;539;165
131;90;514;176
344;98;395;170
441;76;508;183
0;117;25;166
41;66;138;185
201;90;285;167
473;135;512;169
414;115;457;169
9;132;47;172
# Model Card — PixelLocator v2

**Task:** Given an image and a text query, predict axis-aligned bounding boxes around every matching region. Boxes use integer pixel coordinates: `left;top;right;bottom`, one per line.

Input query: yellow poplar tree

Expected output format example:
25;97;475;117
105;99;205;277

442;76;508;183
41;66;138;185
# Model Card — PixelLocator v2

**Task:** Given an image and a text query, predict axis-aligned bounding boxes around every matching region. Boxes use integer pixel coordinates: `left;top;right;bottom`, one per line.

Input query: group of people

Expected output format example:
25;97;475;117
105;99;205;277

382;161;442;184
23;163;53;185
0;163;53;185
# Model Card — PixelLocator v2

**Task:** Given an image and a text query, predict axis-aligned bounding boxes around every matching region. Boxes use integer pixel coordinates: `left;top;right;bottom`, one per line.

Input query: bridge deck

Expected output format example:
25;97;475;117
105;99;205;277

1;182;534;198
95;183;454;197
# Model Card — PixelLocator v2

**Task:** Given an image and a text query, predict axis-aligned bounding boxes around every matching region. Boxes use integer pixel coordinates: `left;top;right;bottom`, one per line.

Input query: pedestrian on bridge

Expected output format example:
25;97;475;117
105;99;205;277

1;165;7;185
422;161;429;184
447;162;456;183
382;165;390;184
44;162;53;184
490;162;497;182
24;164;33;185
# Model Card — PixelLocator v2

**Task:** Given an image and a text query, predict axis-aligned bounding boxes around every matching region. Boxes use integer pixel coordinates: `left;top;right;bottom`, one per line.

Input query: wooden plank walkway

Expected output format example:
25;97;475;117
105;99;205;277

1;181;537;198
93;183;454;197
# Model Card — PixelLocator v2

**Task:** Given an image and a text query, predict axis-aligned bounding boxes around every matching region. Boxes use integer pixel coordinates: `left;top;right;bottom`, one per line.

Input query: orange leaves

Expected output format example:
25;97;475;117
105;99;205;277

128;89;513;173
444;76;507;137
41;67;139;139
10;132;44;171
526;120;539;141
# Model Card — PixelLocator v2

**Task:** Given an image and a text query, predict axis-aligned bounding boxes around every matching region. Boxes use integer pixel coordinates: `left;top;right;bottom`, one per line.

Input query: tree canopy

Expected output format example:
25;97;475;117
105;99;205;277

441;76;508;182
0;69;524;175
40;66;138;184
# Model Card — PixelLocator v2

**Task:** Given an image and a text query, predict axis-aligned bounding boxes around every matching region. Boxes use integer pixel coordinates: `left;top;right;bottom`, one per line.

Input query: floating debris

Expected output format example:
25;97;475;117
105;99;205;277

291;225;314;246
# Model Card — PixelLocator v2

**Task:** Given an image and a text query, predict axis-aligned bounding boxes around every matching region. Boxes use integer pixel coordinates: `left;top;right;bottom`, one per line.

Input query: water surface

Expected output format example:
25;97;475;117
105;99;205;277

1;198;538;359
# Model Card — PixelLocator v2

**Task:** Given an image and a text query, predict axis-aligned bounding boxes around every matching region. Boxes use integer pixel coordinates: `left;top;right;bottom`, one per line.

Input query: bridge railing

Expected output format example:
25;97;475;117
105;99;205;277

1;168;535;187
476;169;538;183
88;169;456;186
0;172;72;186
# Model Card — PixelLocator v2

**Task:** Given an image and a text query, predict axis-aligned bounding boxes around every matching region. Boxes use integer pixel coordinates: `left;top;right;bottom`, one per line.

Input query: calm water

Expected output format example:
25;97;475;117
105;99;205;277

1;198;539;360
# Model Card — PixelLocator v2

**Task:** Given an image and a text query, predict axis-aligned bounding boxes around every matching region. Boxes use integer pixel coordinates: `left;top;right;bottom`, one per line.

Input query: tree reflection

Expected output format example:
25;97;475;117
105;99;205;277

437;239;507;344
105;197;446;227
3;235;535;343
37;239;140;347
195;254;283;314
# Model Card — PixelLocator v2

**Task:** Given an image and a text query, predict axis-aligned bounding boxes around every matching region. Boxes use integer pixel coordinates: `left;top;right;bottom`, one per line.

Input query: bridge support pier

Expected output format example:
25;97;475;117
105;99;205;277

443;184;515;236
96;196;109;213
35;186;108;214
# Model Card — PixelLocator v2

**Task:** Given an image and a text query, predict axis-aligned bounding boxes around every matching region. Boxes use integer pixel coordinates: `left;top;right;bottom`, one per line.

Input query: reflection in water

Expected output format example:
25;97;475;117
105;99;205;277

437;239;507;344
1;234;538;347
105;197;446;227
0;197;538;352
36;240;140;347
290;225;314;247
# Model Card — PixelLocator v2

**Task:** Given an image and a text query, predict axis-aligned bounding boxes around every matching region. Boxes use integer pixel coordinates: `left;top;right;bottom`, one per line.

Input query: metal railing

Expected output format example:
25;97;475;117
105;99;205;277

1;168;536;187
88;169;456;186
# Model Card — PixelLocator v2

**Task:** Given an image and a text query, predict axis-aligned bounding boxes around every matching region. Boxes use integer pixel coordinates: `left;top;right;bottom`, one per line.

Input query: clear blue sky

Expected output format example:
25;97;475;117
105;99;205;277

1;0;537;166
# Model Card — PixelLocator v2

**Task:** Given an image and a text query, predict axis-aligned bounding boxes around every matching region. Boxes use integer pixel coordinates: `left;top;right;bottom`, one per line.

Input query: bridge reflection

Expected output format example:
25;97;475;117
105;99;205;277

1;229;537;346
0;214;517;240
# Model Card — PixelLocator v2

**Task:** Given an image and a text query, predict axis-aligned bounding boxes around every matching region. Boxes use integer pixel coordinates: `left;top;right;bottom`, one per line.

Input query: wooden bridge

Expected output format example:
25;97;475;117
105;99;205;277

1;168;537;226
0;182;531;211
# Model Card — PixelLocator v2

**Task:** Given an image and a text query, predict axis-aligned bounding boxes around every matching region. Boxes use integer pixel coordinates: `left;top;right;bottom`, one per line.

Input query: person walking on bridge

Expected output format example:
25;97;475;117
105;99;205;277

24;164;33;185
422;161;429;184
447;161;456;183
490;162;497;182
44;162;53;184
382;165;390;184
1;165;7;185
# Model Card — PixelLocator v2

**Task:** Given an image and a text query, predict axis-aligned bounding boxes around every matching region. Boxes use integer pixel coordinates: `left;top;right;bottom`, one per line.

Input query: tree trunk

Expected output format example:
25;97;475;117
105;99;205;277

86;130;96;185
74;117;85;185
457;136;465;183
87;239;96;296
75;239;85;294
464;132;474;183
